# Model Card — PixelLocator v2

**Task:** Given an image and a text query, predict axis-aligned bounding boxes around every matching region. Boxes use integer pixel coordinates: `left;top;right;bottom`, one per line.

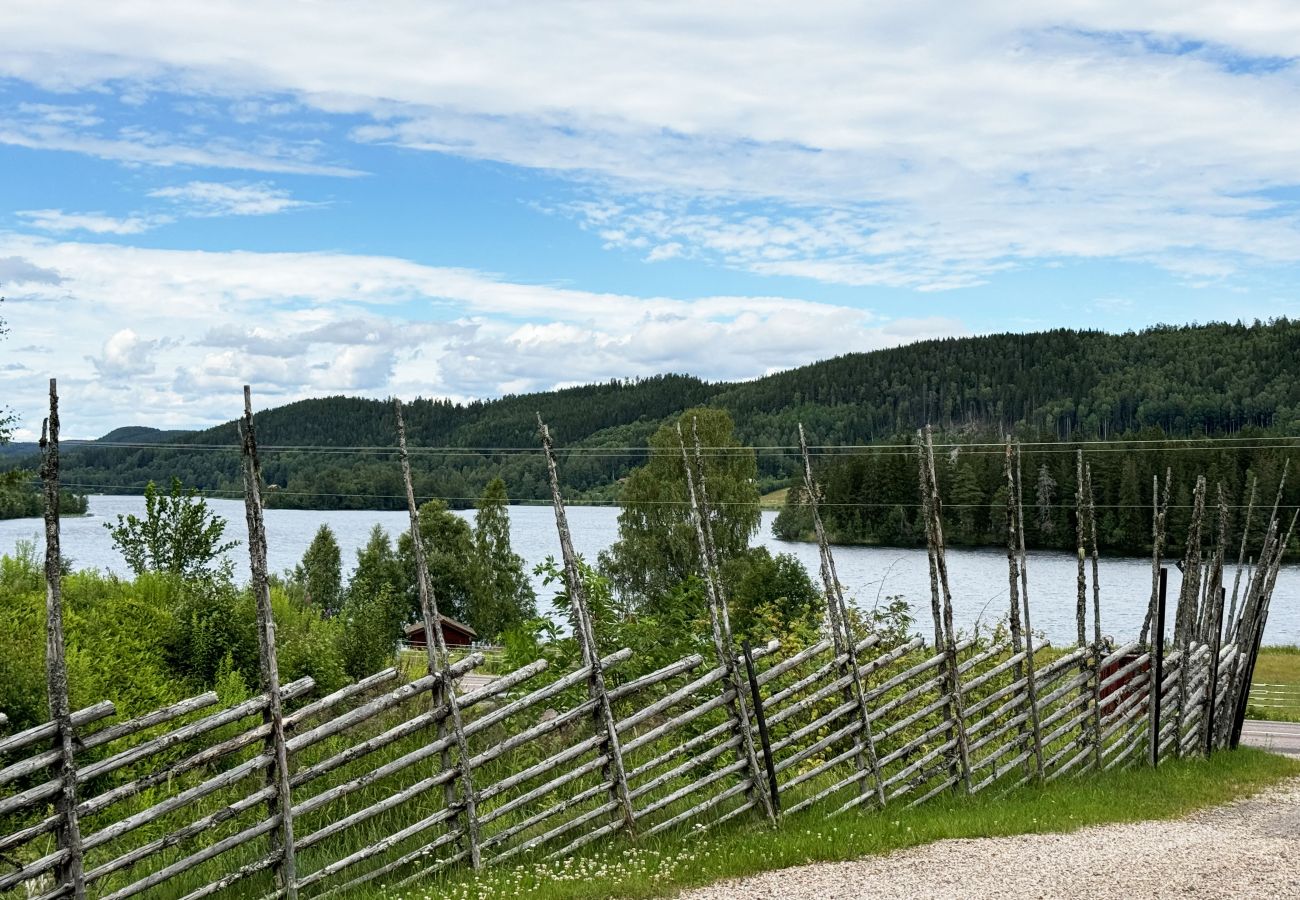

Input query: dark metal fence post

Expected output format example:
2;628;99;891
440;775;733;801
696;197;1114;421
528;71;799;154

1203;587;1225;756
1230;607;1267;750
1148;567;1167;767
741;640;780;815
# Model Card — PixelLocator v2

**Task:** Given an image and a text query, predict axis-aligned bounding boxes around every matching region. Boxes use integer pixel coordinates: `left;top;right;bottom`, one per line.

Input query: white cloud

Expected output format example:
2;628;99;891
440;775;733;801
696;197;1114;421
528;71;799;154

148;181;317;216
16;208;170;235
3;5;1300;284
0;235;967;435
89;328;169;378
0;102;362;176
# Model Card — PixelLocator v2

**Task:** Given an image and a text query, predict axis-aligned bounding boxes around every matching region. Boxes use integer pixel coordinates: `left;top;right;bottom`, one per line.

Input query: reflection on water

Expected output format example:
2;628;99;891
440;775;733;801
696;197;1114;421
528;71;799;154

2;495;1296;646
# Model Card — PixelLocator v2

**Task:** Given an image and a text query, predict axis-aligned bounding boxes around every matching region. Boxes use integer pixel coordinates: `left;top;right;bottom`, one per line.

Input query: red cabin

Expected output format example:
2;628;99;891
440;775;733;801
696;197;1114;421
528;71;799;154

404;615;478;649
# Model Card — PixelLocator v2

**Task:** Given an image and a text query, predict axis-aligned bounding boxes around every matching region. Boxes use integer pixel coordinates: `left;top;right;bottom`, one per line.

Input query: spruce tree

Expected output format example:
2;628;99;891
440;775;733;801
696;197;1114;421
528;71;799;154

471;477;536;640
296;524;342;612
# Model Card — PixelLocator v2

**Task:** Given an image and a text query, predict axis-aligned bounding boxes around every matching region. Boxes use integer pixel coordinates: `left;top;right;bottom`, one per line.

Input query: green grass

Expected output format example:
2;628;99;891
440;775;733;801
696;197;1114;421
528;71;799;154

380;748;1299;900
760;487;789;510
1248;645;1300;722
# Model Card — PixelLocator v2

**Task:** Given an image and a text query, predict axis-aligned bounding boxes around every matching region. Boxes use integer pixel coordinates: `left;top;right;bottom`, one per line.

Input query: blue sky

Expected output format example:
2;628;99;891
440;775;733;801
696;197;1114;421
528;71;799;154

2;3;1300;438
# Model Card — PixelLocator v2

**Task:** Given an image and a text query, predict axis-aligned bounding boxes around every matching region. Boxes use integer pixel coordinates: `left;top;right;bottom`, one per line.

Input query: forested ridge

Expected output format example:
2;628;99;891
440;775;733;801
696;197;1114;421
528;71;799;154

2;320;1299;522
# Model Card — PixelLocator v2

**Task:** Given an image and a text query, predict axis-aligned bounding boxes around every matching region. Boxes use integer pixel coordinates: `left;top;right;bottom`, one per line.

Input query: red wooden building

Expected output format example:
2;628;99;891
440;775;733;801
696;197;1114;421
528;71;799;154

403;615;478;649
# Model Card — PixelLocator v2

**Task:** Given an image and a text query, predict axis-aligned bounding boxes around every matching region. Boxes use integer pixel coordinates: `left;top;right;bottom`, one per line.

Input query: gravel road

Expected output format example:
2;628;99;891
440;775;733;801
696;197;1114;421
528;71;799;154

678;777;1300;899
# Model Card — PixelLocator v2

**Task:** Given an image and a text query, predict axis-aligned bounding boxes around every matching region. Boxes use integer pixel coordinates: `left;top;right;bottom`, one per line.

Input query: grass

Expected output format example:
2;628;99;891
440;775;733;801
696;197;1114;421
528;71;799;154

381;748;1299;900
760;488;789;510
1248;645;1300;722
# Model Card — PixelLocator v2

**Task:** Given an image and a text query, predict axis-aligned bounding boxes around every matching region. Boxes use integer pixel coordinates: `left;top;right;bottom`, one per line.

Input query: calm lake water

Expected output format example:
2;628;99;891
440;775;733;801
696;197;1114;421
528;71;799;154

2;495;1297;646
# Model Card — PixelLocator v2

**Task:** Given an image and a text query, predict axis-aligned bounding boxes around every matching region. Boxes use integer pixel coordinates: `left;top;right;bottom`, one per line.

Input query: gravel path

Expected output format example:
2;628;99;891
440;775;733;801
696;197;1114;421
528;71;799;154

678;777;1300;899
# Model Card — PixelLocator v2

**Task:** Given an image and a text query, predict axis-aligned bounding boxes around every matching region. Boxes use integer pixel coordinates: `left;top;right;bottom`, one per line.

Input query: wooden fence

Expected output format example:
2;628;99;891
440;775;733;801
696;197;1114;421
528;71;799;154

1;382;1292;899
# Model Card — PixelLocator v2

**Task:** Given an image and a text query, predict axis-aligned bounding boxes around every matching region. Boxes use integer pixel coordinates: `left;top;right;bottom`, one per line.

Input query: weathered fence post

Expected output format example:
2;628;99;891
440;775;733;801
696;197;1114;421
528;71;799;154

1072;451;1096;771
798;424;885;807
1140;470;1172;645
741;640;780;814
917;427;973;793
537;415;638;835
1225;477;1256;644
1173;476;1206;759
39;378;86;900
238;386;299;899
1011;442;1045;779
395;399;481;868
1204;585;1225;757
678;420;777;823
1148;567;1167;767
1083;461;1104;773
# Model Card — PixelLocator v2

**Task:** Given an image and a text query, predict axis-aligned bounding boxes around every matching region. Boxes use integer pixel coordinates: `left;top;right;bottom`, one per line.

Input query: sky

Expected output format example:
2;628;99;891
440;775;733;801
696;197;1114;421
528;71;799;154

2;2;1300;439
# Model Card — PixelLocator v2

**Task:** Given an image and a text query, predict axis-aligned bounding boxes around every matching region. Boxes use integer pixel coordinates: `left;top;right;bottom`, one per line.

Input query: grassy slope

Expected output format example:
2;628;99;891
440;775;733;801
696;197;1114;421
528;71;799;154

1249;645;1300;722
384;749;1299;900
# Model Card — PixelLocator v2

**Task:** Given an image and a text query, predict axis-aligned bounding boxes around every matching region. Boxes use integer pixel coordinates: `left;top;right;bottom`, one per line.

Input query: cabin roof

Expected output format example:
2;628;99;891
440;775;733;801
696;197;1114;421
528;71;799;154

404;615;478;638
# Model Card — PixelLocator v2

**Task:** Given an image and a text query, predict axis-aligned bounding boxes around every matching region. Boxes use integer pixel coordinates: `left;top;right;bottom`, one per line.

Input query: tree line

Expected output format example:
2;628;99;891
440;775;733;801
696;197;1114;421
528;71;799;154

4;319;1299;514
775;426;1297;555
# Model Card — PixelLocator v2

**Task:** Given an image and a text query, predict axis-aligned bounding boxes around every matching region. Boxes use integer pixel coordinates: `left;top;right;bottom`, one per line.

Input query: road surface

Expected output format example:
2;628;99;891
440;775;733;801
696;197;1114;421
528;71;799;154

1241;719;1300;756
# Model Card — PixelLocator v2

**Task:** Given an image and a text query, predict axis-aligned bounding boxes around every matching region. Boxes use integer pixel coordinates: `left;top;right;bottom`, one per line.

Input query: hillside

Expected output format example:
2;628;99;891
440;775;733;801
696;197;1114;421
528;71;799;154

3;319;1298;510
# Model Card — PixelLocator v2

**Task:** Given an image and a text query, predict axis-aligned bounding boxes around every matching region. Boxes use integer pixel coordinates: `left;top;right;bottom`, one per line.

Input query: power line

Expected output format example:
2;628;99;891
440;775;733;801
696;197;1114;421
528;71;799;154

35;481;1300;511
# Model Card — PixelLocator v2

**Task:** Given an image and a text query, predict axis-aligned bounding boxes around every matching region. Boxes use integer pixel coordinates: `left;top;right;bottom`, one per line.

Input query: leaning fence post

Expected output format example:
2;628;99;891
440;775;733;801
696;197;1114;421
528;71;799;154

678;420;777;823
798;424;885;807
537;416;637;835
395;399;481;868
1148;567;1167;767
918;427;973;793
238;386;299;900
1011;444;1046;779
39;378;86;900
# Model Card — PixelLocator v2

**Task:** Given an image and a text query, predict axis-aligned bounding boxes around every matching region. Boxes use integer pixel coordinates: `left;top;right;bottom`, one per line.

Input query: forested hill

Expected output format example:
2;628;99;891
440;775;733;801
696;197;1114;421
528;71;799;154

3;319;1299;510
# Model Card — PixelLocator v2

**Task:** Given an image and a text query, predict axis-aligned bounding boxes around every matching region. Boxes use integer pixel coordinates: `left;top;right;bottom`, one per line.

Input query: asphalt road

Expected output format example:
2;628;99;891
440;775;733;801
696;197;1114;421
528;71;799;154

1241;719;1300;756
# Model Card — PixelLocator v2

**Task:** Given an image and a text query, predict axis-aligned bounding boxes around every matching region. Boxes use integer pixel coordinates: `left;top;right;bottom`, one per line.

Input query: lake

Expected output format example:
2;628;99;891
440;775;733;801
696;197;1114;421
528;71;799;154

2;495;1297;646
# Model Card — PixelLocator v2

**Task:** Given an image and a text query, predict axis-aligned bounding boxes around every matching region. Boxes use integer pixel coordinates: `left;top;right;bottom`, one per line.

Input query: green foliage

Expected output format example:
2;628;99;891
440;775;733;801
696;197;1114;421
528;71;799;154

337;580;404;680
164;574;259;686
396;501;478;627
296;523;343;611
722;548;823;647
470;477;537;641
106;477;238;577
0;470;88;520
600;408;759;610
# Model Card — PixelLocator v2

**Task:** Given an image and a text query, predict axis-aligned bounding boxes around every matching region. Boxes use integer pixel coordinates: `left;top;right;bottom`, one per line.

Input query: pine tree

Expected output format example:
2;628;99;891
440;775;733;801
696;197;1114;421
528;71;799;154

471;477;536;641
